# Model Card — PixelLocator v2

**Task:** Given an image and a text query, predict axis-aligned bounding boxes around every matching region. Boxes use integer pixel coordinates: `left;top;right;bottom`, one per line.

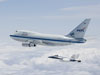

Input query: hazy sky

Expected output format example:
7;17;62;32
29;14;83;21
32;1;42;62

0;0;100;43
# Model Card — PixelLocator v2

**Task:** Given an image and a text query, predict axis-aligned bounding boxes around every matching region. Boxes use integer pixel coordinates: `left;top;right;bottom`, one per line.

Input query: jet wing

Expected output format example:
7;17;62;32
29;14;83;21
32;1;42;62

48;55;64;60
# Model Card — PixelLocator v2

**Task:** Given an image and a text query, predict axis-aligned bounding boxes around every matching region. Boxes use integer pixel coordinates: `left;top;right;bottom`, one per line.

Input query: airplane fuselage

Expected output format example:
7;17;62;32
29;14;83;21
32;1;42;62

10;19;90;47
10;30;85;47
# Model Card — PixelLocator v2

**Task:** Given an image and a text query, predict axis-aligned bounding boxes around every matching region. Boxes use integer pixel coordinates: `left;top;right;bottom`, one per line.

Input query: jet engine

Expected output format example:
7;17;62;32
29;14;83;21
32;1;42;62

22;42;36;47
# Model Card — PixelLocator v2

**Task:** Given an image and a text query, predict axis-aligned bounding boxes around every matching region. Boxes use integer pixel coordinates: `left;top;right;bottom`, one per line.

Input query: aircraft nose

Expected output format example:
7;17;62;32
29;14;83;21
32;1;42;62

48;56;51;58
10;35;18;41
10;35;16;39
48;56;53;58
10;35;13;37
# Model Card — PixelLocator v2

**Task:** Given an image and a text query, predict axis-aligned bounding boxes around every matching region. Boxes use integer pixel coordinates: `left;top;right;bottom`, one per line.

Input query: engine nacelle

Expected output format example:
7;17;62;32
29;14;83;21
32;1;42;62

22;42;36;47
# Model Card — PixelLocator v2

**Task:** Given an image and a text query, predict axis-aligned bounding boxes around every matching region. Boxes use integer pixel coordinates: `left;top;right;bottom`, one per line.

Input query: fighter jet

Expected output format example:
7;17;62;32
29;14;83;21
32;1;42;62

48;54;81;62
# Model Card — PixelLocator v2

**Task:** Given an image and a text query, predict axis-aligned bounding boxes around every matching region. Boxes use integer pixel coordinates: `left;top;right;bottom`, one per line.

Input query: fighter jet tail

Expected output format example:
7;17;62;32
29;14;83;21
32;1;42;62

66;19;91;39
70;54;79;61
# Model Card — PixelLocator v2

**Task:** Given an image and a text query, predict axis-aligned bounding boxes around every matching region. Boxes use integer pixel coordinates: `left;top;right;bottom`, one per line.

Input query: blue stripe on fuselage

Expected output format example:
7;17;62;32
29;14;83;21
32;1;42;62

10;35;84;43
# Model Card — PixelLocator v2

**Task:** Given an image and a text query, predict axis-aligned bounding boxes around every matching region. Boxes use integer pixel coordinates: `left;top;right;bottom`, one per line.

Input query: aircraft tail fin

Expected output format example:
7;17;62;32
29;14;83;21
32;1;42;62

70;54;79;61
66;19;91;39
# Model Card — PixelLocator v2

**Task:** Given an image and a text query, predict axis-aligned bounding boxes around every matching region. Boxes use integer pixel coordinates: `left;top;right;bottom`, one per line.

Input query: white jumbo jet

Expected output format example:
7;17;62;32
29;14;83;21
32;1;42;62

10;19;91;47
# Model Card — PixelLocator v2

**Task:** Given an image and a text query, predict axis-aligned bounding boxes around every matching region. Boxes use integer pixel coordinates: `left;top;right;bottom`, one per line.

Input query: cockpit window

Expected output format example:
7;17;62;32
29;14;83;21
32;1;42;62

14;30;29;36
21;32;28;36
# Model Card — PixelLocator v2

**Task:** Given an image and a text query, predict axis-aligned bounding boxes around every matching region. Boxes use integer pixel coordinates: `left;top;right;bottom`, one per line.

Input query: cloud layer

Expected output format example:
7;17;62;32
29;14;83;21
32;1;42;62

0;37;100;75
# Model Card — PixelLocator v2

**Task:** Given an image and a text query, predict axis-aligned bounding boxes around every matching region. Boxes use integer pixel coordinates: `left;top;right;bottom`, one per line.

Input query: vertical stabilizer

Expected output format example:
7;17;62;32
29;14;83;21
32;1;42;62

70;54;79;61
67;19;91;39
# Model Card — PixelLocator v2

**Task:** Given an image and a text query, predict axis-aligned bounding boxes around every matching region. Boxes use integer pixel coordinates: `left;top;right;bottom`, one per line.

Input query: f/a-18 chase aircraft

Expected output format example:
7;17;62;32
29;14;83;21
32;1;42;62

48;54;81;62
10;19;91;47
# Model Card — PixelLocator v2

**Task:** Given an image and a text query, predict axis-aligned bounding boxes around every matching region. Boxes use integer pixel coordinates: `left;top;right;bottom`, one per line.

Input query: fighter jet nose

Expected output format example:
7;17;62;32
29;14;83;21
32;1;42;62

48;56;52;58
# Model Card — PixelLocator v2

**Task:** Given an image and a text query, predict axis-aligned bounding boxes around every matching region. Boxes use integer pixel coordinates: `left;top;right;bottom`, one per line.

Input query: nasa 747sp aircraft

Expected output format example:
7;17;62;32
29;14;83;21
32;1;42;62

10;19;91;47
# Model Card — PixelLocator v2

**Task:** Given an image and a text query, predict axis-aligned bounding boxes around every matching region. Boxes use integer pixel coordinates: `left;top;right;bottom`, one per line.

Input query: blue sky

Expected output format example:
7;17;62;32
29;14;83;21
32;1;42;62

0;0;100;43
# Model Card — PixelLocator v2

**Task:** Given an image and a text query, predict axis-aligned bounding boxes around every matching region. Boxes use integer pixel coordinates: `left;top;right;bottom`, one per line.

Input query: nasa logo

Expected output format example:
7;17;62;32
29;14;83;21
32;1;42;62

77;27;86;32
84;22;86;24
77;29;84;32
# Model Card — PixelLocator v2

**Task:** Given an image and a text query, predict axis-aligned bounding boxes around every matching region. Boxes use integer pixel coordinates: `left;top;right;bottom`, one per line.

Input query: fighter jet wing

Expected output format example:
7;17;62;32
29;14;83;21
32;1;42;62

48;55;67;60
